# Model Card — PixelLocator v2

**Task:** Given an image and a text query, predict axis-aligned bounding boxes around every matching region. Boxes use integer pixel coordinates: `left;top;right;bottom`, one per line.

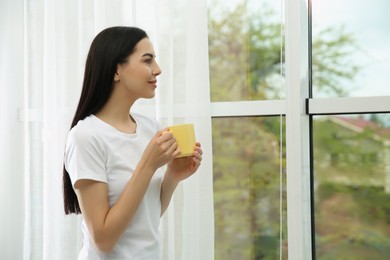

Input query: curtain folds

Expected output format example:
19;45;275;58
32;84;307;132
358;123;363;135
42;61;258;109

0;0;213;259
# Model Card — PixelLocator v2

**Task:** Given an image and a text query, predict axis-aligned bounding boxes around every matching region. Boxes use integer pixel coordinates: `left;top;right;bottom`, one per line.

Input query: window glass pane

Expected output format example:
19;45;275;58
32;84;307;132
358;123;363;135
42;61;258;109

208;0;285;101
313;114;390;259
212;116;287;259
312;0;390;97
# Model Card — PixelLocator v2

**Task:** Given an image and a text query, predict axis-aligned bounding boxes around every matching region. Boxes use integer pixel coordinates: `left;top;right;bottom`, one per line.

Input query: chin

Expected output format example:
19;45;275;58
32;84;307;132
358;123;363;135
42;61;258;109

145;92;156;99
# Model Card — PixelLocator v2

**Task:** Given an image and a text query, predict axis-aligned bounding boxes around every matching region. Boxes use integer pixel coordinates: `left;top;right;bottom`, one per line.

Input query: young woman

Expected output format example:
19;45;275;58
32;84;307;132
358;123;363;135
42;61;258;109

63;26;203;260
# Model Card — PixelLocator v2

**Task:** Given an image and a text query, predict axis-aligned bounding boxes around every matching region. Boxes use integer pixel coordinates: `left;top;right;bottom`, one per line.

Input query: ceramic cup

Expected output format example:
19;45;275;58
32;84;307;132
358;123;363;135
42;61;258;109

165;124;196;158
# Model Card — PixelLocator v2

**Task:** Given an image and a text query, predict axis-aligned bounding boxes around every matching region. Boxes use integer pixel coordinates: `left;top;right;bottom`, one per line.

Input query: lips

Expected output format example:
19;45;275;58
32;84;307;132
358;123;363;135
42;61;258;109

148;80;157;87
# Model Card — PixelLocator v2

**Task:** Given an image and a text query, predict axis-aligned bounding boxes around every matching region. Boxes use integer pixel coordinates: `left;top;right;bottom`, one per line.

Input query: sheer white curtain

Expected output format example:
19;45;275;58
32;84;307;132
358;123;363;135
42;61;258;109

0;0;214;259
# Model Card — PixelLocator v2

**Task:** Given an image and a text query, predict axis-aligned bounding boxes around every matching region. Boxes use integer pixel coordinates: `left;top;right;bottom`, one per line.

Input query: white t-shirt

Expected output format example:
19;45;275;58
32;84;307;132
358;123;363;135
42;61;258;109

64;113;164;260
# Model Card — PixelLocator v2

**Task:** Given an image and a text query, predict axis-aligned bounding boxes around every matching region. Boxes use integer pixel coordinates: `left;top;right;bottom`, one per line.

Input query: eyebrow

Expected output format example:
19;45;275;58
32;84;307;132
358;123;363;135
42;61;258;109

142;53;155;58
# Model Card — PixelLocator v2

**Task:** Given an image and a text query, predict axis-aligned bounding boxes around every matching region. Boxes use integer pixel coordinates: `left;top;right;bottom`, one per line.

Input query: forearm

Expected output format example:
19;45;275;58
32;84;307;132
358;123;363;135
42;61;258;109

160;170;180;216
107;167;154;235
84;160;157;252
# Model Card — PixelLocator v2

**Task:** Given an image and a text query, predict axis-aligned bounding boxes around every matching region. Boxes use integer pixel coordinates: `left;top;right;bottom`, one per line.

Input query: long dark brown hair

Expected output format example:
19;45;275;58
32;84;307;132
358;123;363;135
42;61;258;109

63;26;148;214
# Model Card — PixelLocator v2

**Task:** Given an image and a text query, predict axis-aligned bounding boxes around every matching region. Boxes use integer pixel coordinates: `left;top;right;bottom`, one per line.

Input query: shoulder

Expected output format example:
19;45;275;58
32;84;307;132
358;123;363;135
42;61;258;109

64;116;108;186
66;115;104;150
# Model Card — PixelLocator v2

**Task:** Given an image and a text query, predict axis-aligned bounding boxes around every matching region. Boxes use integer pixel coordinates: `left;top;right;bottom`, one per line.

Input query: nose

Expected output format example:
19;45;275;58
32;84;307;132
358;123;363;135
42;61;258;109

153;62;161;76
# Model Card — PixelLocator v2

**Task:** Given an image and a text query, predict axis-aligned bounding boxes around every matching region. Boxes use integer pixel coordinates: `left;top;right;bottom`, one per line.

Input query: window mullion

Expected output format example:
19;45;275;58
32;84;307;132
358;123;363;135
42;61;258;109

285;0;313;259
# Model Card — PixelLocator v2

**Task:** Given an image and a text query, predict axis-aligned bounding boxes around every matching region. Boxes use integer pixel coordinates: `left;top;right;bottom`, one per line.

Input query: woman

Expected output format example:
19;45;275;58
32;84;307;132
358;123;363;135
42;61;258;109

63;26;203;260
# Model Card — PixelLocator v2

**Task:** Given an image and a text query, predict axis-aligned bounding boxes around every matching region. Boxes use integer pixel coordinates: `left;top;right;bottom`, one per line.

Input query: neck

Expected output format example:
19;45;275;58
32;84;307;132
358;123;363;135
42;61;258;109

98;101;133;122
95;84;136;125
95;99;137;134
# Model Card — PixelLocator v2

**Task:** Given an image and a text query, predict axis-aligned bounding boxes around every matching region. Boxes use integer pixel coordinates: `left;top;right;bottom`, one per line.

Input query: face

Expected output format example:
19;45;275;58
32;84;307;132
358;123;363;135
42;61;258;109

114;38;161;100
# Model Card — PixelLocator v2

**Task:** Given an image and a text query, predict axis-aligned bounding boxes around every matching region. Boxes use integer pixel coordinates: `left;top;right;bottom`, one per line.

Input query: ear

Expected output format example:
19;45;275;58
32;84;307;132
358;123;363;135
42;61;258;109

114;64;121;82
114;72;120;82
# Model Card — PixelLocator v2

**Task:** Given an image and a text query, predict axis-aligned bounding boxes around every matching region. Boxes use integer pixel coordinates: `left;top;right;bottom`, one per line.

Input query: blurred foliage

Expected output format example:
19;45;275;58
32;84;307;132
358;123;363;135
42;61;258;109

312;26;361;96
313;118;390;259
208;1;389;260
212;117;287;260
208;2;362;101
315;183;390;259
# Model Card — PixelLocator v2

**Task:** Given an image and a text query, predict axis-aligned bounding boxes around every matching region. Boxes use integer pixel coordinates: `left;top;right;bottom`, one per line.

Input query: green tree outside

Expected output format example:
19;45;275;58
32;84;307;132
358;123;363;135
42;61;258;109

208;1;390;259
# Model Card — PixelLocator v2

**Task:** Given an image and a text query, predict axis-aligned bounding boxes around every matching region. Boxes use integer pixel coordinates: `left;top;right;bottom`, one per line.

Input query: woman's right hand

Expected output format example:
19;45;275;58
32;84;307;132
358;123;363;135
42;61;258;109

141;129;180;170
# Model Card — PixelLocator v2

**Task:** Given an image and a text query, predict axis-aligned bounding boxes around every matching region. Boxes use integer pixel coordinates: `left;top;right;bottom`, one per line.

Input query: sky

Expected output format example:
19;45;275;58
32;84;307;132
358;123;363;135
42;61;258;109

312;0;390;97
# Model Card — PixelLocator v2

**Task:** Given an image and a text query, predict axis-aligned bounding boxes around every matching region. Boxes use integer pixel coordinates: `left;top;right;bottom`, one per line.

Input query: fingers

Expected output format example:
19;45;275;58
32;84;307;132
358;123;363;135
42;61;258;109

172;147;181;158
156;133;202;164
194;142;203;158
194;150;202;162
169;141;180;156
192;145;203;167
157;129;179;158
157;129;174;144
159;128;172;140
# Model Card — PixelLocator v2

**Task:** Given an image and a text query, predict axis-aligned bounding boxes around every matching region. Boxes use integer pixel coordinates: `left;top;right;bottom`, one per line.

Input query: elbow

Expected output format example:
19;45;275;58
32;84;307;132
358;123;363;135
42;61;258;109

96;243;114;254
87;223;123;253
93;236;117;253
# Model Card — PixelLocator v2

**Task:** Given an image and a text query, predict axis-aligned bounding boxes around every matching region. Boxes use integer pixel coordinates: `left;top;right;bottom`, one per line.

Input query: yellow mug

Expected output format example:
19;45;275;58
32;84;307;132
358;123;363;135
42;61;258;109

165;124;196;158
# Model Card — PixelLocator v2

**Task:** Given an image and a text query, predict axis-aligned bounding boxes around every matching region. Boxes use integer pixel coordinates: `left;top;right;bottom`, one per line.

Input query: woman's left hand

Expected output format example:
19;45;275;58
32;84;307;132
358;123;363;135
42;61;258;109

166;142;203;182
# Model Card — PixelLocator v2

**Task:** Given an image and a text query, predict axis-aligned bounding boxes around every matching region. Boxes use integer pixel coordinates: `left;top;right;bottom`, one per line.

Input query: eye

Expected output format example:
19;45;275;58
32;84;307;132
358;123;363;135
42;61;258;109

144;59;152;64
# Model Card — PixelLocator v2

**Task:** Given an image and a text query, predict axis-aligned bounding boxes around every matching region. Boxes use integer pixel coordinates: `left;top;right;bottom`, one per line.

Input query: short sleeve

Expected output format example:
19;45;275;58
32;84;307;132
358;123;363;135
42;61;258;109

64;124;107;188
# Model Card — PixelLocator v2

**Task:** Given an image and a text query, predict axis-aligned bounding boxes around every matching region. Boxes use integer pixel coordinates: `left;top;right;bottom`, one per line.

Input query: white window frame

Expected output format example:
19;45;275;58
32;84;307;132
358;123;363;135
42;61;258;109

209;0;390;259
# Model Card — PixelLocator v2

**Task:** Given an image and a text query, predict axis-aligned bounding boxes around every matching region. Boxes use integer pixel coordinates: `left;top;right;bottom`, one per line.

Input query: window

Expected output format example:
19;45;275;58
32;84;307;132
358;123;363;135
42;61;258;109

208;0;287;259
212;117;287;259
208;0;285;101
313;114;390;258
311;1;390;257
209;0;390;259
